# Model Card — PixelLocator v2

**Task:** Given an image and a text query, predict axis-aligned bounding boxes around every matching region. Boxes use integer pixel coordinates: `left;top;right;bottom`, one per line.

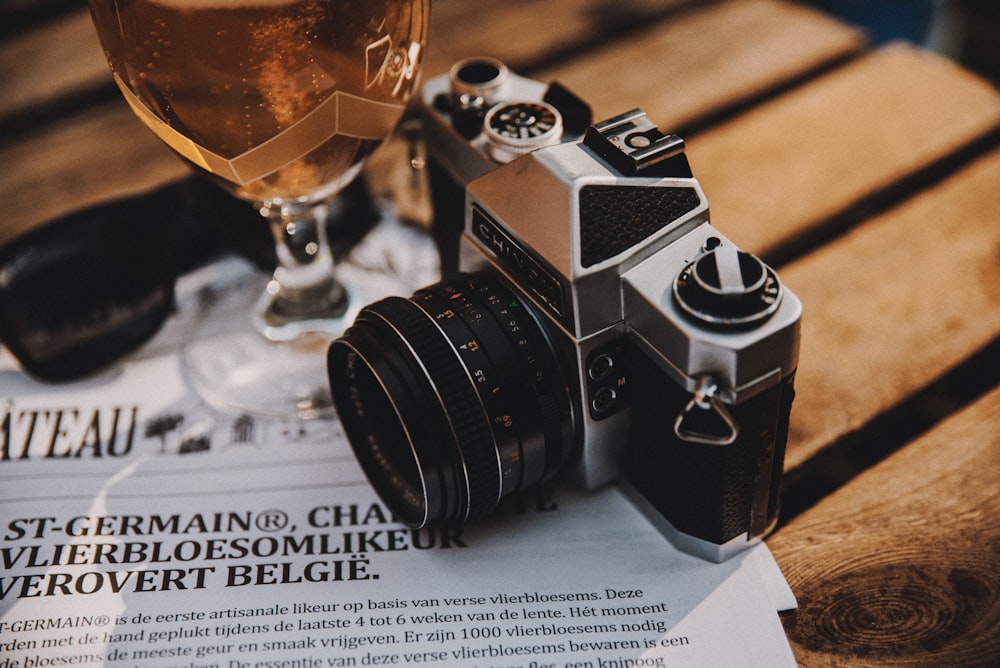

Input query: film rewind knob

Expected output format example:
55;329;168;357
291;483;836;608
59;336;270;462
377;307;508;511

673;241;782;327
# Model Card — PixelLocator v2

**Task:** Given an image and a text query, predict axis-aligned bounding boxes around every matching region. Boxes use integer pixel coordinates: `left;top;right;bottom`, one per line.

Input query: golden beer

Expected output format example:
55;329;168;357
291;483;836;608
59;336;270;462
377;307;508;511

89;0;428;202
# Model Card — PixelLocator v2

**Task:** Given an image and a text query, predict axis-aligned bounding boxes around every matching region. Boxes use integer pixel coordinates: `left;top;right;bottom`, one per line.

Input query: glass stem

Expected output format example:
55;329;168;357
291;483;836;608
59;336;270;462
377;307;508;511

255;199;349;341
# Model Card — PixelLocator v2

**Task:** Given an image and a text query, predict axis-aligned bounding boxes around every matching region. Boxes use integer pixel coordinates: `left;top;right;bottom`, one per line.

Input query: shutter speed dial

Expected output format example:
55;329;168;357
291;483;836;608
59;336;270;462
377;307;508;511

483;101;563;163
673;240;782;327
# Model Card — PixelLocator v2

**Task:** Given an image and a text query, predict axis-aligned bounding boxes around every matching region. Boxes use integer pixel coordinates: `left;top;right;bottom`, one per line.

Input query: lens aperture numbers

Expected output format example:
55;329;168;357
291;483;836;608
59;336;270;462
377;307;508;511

412;274;573;500
413;282;526;499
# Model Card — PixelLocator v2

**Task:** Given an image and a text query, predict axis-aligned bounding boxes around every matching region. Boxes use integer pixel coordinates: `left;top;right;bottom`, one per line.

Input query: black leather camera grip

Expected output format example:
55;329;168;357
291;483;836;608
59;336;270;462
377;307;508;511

624;369;795;547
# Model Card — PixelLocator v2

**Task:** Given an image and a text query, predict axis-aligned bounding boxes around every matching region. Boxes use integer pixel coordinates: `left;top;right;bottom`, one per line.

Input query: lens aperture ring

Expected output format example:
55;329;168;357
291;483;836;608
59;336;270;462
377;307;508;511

329;272;576;532
412;283;538;499
437;274;573;489
465;276;563;489
365;297;500;525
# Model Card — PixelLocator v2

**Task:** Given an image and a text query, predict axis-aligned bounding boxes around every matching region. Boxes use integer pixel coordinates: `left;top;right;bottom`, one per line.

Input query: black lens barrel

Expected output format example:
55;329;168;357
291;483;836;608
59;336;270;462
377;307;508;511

328;273;574;528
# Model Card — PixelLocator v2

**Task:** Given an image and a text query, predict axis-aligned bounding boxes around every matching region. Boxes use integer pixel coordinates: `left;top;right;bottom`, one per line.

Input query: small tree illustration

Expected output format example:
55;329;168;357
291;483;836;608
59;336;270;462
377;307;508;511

144;414;184;454
231;414;255;445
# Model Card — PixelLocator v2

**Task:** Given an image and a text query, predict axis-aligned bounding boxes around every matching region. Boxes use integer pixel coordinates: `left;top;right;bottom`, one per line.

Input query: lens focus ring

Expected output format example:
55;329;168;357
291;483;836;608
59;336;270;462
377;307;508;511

410;286;528;498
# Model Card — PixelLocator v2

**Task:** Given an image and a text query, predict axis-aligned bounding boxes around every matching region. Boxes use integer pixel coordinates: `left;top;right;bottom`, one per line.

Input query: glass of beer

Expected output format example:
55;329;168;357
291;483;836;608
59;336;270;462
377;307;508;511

88;0;430;418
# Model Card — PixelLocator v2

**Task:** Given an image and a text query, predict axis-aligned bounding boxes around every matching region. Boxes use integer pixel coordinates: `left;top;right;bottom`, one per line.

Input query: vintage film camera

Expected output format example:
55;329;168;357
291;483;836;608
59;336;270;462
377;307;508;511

327;58;802;562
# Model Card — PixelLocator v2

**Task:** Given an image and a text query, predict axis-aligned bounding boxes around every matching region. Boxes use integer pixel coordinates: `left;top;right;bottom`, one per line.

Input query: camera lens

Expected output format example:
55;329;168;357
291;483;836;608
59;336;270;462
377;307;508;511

327;273;575;528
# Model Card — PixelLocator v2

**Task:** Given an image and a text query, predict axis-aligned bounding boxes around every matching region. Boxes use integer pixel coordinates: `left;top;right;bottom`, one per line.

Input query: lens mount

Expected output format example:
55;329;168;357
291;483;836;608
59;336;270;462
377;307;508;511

328;273;574;527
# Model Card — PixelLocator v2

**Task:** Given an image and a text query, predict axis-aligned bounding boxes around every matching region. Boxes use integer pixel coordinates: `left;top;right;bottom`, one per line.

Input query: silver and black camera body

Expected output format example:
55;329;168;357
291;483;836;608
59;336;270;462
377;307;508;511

328;58;802;562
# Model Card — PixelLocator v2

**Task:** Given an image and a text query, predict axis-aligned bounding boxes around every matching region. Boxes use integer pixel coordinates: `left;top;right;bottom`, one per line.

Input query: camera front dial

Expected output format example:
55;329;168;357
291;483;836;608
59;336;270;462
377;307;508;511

328;273;574;528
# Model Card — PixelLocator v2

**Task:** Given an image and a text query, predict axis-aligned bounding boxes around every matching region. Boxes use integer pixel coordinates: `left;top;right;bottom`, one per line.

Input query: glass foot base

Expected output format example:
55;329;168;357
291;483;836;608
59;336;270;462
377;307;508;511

185;324;338;420
180;216;439;420
254;277;360;344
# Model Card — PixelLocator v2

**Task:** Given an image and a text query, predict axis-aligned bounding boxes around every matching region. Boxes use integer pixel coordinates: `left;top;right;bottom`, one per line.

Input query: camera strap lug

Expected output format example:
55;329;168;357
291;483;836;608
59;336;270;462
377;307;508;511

674;376;739;446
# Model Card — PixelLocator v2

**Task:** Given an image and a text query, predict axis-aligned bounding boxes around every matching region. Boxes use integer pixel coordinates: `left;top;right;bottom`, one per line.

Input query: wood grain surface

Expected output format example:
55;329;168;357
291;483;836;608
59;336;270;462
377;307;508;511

780;147;1000;472
423;0;694;77
0;103;186;246
0;9;109;126
0;0;871;244
771;385;1000;667
535;0;865;131
688;43;1000;260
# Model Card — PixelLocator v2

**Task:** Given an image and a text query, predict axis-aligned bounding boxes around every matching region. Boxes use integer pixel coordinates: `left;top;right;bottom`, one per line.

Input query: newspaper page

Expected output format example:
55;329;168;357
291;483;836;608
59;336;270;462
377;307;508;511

2;230;797;668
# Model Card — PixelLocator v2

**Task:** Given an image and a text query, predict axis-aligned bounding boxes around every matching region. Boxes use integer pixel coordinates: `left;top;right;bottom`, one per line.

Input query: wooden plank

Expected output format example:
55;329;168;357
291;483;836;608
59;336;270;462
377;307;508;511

779;147;1000;471
375;0;860;229
0;102;187;247
535;0;866;129
0;8;109;126
0;1;696;127
423;0;693;78
687;43;1000;258
4;8;997;267
0;0;72;19
770;385;1000;666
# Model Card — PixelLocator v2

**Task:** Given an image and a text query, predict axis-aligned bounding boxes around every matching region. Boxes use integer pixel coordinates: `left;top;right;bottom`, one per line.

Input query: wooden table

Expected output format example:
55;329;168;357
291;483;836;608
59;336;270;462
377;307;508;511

2;1;998;665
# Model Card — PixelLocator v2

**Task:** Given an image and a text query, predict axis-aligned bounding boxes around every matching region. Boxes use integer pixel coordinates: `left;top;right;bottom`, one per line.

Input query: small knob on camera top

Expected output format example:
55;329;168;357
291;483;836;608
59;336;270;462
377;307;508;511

673;239;782;327
482;100;564;163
